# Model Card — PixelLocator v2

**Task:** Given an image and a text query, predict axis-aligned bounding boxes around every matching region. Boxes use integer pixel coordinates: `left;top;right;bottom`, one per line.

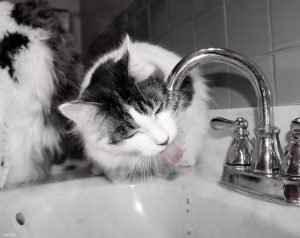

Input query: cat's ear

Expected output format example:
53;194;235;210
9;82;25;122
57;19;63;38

125;35;155;82
59;101;97;125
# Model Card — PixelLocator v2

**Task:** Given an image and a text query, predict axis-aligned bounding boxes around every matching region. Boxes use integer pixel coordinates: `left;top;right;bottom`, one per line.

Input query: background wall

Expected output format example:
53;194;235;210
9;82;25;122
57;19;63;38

99;0;300;110
80;0;133;57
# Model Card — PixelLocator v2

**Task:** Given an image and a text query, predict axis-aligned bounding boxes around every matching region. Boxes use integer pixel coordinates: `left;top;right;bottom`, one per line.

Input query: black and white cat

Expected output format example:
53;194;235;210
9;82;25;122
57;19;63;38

60;36;209;181
0;1;82;187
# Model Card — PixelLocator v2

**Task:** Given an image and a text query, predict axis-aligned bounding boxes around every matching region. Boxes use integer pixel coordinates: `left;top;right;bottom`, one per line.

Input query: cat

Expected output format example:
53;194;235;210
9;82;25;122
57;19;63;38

0;1;83;188
59;35;209;182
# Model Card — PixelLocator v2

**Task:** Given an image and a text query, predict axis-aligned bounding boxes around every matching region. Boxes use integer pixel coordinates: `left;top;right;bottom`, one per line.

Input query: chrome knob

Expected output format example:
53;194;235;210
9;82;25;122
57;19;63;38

280;118;300;178
211;117;253;166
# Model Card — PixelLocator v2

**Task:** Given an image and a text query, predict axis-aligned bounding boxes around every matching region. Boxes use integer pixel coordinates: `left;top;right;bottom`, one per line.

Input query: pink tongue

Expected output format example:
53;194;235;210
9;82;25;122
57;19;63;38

160;142;184;164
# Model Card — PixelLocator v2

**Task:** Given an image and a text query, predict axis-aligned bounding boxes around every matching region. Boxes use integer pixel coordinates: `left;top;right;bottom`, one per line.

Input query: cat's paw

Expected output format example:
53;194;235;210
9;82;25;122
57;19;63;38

103;167;129;183
155;158;177;180
90;164;104;175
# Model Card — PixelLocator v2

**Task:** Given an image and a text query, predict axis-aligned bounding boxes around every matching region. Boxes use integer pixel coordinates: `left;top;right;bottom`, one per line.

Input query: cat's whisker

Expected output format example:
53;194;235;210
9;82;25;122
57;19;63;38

143;156;150;184
139;157;145;184
152;156;160;176
145;157;149;184
143;157;148;182
128;159;139;184
124;155;139;184
149;157;154;182
129;153;144;184
147;157;152;183
134;156;144;183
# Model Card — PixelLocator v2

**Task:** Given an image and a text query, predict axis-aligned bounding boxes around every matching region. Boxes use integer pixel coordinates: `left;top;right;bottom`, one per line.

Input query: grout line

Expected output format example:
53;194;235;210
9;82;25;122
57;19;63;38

222;0;232;109
166;0;171;33
266;0;278;106
273;43;300;53
191;20;197;52
146;3;152;41
160;2;221;41
222;0;229;49
191;0;197;52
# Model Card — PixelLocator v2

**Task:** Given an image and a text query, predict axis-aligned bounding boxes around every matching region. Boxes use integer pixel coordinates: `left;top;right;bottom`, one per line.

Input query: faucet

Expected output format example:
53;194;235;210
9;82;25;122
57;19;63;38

166;48;300;205
167;48;282;175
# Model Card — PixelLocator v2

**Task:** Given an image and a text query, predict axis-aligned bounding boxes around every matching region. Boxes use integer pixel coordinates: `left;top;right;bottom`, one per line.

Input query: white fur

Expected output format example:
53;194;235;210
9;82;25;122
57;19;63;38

0;2;61;187
62;37;209;176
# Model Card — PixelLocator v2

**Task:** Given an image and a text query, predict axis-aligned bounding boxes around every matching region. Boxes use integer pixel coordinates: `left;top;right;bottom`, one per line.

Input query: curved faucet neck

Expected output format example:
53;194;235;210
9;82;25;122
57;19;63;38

166;48;274;128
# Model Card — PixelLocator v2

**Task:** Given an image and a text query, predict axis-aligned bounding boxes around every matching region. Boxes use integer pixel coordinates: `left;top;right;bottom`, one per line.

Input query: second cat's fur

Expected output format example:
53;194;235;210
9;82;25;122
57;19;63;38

0;1;82;187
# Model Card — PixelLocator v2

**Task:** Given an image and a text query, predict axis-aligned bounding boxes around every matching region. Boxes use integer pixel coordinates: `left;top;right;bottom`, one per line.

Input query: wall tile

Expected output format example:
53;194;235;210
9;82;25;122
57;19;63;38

125;19;137;39
225;72;249;108
134;7;149;41
228;69;257;108
275;48;300;105
168;0;194;30
127;0;145;16
204;55;275;109
204;66;232;109
226;0;272;57
156;33;172;50
270;0;300;50
194;6;226;49
228;54;275;108
193;0;222;17
170;22;195;56
149;0;169;40
118;0;300;108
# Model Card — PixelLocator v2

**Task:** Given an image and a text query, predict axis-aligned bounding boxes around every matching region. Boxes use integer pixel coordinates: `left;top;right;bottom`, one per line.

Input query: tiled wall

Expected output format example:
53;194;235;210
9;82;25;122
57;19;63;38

106;0;300;109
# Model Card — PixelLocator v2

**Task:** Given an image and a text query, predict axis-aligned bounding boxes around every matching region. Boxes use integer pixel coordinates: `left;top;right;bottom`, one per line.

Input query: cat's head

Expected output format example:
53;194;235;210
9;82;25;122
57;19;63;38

59;36;192;162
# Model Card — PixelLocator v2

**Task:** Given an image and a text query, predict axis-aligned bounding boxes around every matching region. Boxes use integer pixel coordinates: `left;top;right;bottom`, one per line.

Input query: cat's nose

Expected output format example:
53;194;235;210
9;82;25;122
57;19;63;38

157;136;169;146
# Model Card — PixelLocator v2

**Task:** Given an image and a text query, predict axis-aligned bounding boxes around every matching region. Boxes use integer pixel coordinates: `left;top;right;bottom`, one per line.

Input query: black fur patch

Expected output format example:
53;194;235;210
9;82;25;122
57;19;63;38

0;32;29;79
179;75;194;108
11;1;55;28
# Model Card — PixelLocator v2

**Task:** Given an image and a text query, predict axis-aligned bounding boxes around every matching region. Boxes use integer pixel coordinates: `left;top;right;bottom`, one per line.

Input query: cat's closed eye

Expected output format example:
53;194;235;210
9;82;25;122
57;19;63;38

154;104;164;115
125;131;140;139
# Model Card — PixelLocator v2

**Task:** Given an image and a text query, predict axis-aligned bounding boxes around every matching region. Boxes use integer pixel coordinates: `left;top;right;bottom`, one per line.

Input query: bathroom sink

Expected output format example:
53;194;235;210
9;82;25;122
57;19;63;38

1;166;300;238
1;105;300;238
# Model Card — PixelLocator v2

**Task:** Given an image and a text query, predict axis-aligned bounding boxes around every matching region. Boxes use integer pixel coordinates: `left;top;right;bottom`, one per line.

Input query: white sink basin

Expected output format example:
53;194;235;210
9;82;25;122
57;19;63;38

1;105;300;238
1;166;300;238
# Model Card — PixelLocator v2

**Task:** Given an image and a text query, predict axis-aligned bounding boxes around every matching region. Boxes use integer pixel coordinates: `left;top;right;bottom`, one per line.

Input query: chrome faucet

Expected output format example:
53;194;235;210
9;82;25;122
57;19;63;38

166;48;300;206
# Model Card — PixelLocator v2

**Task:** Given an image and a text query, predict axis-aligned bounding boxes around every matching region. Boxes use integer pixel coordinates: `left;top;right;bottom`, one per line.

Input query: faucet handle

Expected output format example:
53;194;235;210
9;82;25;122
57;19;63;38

211;117;252;166
280;118;300;178
210;117;234;130
290;118;300;134
210;117;249;134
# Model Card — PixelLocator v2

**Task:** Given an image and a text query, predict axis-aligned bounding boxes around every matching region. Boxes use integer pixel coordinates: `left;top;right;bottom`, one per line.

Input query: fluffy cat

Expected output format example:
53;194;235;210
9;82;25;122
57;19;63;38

59;36;209;182
0;1;82;187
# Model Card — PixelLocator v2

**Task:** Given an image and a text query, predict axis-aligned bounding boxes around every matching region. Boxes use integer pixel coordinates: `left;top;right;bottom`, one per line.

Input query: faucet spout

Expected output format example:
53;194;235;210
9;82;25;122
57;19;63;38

167;48;282;175
167;48;273;128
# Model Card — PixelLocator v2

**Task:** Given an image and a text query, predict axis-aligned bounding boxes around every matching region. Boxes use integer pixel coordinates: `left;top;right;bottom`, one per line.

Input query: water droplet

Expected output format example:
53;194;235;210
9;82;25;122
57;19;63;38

186;209;190;213
186;197;191;204
16;212;25;225
187;227;193;235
